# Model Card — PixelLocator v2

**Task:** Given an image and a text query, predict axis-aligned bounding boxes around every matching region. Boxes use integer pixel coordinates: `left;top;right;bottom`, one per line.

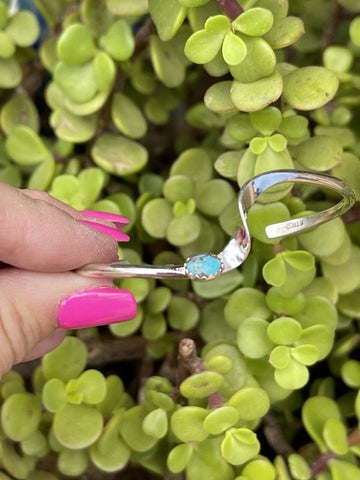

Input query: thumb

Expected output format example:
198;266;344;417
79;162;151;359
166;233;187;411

0;268;136;376
0;181;121;272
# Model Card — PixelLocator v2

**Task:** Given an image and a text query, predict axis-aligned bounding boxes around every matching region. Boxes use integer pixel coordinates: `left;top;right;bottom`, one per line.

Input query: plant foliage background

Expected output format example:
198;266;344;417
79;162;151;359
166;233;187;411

1;0;360;479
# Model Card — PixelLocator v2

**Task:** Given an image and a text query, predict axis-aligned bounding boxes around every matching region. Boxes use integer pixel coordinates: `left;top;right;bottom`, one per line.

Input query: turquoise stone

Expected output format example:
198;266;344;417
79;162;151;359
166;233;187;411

185;254;222;280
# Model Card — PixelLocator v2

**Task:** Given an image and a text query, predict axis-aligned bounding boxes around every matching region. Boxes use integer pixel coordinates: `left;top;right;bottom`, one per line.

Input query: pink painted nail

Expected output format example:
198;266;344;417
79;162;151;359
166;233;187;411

57;288;137;329
79;220;130;242
81;211;129;228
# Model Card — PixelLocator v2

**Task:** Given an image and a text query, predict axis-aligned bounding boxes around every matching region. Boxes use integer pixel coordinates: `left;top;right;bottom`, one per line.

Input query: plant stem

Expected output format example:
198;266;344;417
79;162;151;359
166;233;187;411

310;427;360;476
214;0;244;20
178;338;225;408
263;413;295;458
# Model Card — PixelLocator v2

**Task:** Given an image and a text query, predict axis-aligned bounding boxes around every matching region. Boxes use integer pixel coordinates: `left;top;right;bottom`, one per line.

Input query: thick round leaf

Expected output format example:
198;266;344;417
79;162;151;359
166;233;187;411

100;19;134;60
302;396;341;452
283;67;339;110
0;31;15;58
0;57;22;88
264;16;305;48
1;94;40;134
149;0;187;41
196;179;235;216
91;133;148;176
167;443;194;474
232;8;274;36
42;378;67;412
294;136;343;172
225;287;270;328
267;317;302;345
204;81;235;113
67;370;107;405
221;428;260;465
231;69;283;112
168;296;199;330
170;148;213;182
166;213;201;246
42;337;87;382
54;61;97;103
171;406;208;443
323;418;348;455
120;406;160;451
58;450;89;477
322;245;360;294
185;30;223;64
50;110;97;143
229;35;276;83
237;317;274;358
111;93;147;139
247;202;290;244
6;125;52;166
150;35;185;88
142;408;168;439
274;358;309;390
1;393;41;441
6;10;39;47
203;406;240;435
222;31;246;65
228;386;270;420
53;403;103;449
92;51;116;92
142;198;173;238
57;24;96;65
180;371;224;399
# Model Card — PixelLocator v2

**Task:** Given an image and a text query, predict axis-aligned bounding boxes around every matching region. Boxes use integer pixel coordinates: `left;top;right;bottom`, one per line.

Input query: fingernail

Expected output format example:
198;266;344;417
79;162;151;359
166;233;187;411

57;288;137;329
79;220;130;242
80;211;129;227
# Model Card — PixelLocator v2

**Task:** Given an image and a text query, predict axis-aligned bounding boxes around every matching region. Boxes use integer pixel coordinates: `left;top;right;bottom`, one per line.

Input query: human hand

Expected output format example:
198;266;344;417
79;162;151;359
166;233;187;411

0;182;136;377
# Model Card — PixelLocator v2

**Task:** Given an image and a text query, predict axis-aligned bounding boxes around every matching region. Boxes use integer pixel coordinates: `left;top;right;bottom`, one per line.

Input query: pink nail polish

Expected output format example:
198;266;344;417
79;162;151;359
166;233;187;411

57;288;137;329
79;220;130;242
80;211;129;227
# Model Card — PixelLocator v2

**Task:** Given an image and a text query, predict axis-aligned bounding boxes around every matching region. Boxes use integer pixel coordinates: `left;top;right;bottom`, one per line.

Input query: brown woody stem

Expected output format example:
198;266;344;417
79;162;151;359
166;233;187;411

178;338;225;409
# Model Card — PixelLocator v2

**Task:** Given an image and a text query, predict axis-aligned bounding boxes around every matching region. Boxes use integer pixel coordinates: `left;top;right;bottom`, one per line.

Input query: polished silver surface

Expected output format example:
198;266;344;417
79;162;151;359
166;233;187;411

77;170;355;281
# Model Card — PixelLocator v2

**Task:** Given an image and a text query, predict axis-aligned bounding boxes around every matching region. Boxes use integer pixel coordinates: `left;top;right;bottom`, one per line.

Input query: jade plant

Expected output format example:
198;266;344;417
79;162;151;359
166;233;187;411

1;0;360;479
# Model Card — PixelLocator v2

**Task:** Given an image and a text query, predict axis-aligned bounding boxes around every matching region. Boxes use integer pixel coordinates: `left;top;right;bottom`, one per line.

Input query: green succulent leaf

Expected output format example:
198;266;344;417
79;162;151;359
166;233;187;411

233;8;274;36
6;125;52;166
228;386;270;420
53;403;103;449
106;0;148;15
142;408;168;439
231;69;282;112
283;67;339;111
264;16;305;48
111;92;147;139
1;393;41;441
0;57;22;88
100;19;135;61
222;31;247;65
120;406;158;452
203;406;240;435
42;337;87;382
43;378;67;412
167;443;194;474
91;133;148;176
149;0;187;41
171;406;208;443
185;29;223;64
57;23;96;65
6;10;39;47
221;428;260;465
180;371;224;399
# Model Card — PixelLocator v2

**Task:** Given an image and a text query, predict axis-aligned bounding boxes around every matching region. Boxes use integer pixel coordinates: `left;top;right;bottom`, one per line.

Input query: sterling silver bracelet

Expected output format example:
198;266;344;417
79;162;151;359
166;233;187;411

77;170;355;281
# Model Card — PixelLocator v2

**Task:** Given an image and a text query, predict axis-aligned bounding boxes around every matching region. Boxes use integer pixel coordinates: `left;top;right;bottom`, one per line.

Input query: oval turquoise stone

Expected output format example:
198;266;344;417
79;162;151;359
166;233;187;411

185;254;222;280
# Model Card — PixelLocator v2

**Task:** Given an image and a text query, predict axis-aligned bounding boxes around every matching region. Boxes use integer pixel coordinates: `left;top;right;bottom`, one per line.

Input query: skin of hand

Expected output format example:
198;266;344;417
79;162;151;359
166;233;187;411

0;182;137;378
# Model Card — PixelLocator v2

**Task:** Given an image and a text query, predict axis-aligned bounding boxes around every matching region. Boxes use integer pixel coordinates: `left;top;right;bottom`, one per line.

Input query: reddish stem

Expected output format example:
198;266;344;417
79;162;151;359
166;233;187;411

214;0;244;20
